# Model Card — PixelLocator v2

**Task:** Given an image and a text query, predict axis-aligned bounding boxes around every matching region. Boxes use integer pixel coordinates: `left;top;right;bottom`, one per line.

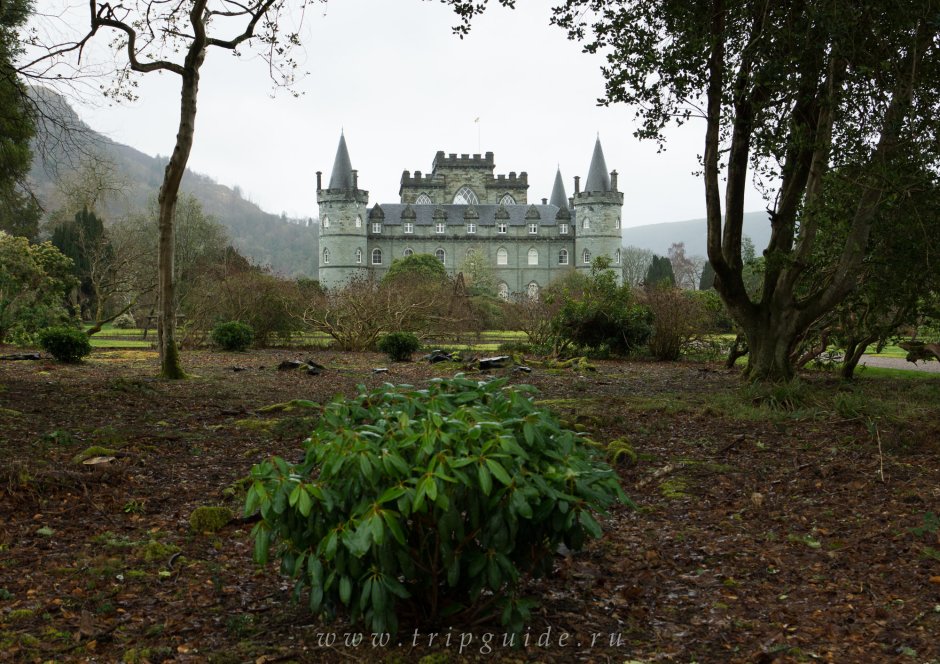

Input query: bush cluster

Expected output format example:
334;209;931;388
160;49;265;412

377;331;421;361
246;375;628;635
38;326;91;363
210;321;254;351
112;313;137;329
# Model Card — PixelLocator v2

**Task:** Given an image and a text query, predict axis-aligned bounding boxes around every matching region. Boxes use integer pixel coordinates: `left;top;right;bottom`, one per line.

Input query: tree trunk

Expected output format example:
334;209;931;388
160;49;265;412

156;40;206;379
840;334;876;380
742;315;800;382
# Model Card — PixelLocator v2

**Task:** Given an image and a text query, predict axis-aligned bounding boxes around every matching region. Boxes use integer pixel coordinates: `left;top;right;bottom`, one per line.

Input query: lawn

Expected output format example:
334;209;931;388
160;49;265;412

1;348;937;662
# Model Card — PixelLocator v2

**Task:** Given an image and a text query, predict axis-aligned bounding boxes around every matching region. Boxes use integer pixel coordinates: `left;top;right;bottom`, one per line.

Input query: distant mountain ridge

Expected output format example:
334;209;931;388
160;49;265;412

622;211;772;257
27;87;318;277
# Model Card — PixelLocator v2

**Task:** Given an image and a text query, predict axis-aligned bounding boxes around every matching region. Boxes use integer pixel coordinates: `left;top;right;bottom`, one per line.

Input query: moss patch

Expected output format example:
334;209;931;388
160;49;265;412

189;506;234;533
135;540;180;563
660;477;690;499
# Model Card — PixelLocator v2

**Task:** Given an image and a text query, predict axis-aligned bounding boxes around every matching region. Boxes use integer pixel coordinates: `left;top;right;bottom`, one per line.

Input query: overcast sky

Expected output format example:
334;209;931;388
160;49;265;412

37;0;767;226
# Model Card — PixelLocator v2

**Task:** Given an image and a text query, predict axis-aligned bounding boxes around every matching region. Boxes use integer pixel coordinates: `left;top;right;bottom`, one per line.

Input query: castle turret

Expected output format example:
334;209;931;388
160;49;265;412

318;132;369;288
573;137;623;282
549;167;568;209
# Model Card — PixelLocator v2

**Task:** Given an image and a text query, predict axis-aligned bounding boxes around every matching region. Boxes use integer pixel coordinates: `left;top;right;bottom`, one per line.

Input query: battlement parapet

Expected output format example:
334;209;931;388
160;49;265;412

432;150;496;170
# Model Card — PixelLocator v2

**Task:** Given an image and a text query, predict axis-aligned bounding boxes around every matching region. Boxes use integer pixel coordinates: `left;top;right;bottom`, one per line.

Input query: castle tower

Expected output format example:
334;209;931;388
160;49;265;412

317;133;369;288
573;137;623;283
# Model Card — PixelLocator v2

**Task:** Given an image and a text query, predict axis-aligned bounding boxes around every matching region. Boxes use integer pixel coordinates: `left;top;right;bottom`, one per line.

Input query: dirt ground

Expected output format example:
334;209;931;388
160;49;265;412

1;347;938;663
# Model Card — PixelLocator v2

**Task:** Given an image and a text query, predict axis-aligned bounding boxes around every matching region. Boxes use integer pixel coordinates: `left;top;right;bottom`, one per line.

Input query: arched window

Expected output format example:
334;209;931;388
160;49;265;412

452;186;479;205
322;247;330;264
497;282;509;300
466;247;477;257
404;248;414;257
527;247;538;266
415;193;433;205
355;215;362;228
322;216;330;229
355;248;362;264
615;216;621;229
581;216;590;230
496;247;508;266
558;249;569;265
527;282;540;300
499;194;516;205
615;248;622;264
372;248;382;265
582;248;591;264
435;248;446;264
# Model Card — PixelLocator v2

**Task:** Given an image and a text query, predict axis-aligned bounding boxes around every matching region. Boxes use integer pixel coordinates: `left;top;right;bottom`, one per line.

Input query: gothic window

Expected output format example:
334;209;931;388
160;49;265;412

404;248;414;257
435;222;446;234
497;282;509;300
527;282;540;300
582;248;591;264
499;194;516;205
356;216;362;228
404;222;414;234
496;247;508;266
558;223;569;235
497;223;507;234
615;248;622;264
558;249;569;265
527;248;538;266
355;248;362;264
372;222;382;233
453;186;479;205
528;223;538;234
372;248;383;265
435;248;446;264
581;216;590;230
322;247;330;264
322;216;330;228
415;193;433;205
467;223;476;234
615;216;621;229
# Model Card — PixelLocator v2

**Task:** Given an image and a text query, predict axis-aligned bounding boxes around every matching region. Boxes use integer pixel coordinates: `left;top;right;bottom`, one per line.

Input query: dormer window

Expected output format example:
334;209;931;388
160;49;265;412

528;223;538;234
372;223;382;233
558;223;569;235
436;222;446;234
497;223;507;234
404;222;414;234
467;223;476;234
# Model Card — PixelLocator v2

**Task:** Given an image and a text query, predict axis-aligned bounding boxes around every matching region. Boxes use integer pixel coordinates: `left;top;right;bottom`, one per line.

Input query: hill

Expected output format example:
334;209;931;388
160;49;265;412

622;211;772;257
27;87;318;277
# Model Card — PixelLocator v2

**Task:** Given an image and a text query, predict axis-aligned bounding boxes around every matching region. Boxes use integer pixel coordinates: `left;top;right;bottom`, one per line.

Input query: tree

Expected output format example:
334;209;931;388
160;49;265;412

0;0;39;239
51;208;106;318
621;245;653;287
644;255;675;287
699;261;715;291
548;1;940;381
383;253;449;285
24;0;307;377
459;248;497;296
667;242;703;290
0;232;76;343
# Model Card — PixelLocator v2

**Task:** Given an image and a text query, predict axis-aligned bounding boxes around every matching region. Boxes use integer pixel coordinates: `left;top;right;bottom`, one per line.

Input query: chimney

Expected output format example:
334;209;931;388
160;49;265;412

610;170;618;192
541;198;547;205
352;169;358;190
574;176;580;195
316;171;322;191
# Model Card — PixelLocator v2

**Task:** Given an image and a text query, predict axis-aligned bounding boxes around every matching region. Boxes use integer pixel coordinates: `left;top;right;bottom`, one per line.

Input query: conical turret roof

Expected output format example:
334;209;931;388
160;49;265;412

584;136;611;193
549;167;568;209
328;132;354;190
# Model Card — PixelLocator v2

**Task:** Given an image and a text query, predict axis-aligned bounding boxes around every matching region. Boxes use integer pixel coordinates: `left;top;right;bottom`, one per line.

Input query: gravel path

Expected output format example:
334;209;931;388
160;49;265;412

858;354;940;373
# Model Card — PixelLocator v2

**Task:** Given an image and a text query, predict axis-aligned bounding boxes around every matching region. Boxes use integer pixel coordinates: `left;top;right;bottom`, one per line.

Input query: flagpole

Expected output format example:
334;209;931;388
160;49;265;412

475;117;481;153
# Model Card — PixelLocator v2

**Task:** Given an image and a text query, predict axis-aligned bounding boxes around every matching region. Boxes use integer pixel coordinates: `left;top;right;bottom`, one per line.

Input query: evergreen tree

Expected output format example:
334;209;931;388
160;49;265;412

644;255;676;287
699;261;716;291
0;0;38;239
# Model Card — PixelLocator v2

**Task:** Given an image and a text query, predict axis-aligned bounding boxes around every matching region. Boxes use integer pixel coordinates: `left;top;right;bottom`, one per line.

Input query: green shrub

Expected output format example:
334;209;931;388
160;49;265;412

112;313;137;329
38;326;91;363
377;331;421;361
246;375;629;635
210;321;254;351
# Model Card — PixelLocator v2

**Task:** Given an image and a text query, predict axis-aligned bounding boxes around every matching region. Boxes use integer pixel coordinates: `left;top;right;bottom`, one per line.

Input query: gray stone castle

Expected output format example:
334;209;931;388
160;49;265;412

316;134;624;296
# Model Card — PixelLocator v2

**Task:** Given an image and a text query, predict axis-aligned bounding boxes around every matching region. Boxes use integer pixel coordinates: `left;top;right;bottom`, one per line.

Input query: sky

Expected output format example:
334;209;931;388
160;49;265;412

32;0;767;226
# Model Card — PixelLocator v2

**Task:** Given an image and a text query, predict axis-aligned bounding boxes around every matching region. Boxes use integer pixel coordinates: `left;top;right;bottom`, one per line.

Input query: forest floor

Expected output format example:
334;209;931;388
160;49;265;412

1;347;939;663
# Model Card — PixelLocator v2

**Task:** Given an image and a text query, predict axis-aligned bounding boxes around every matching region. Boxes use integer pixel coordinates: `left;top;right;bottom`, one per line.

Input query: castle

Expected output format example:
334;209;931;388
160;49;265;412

316;134;624;297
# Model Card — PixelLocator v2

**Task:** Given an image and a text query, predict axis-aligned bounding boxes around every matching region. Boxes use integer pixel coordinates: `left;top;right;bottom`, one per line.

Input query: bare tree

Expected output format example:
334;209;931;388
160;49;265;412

621;245;653;287
22;0;309;377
